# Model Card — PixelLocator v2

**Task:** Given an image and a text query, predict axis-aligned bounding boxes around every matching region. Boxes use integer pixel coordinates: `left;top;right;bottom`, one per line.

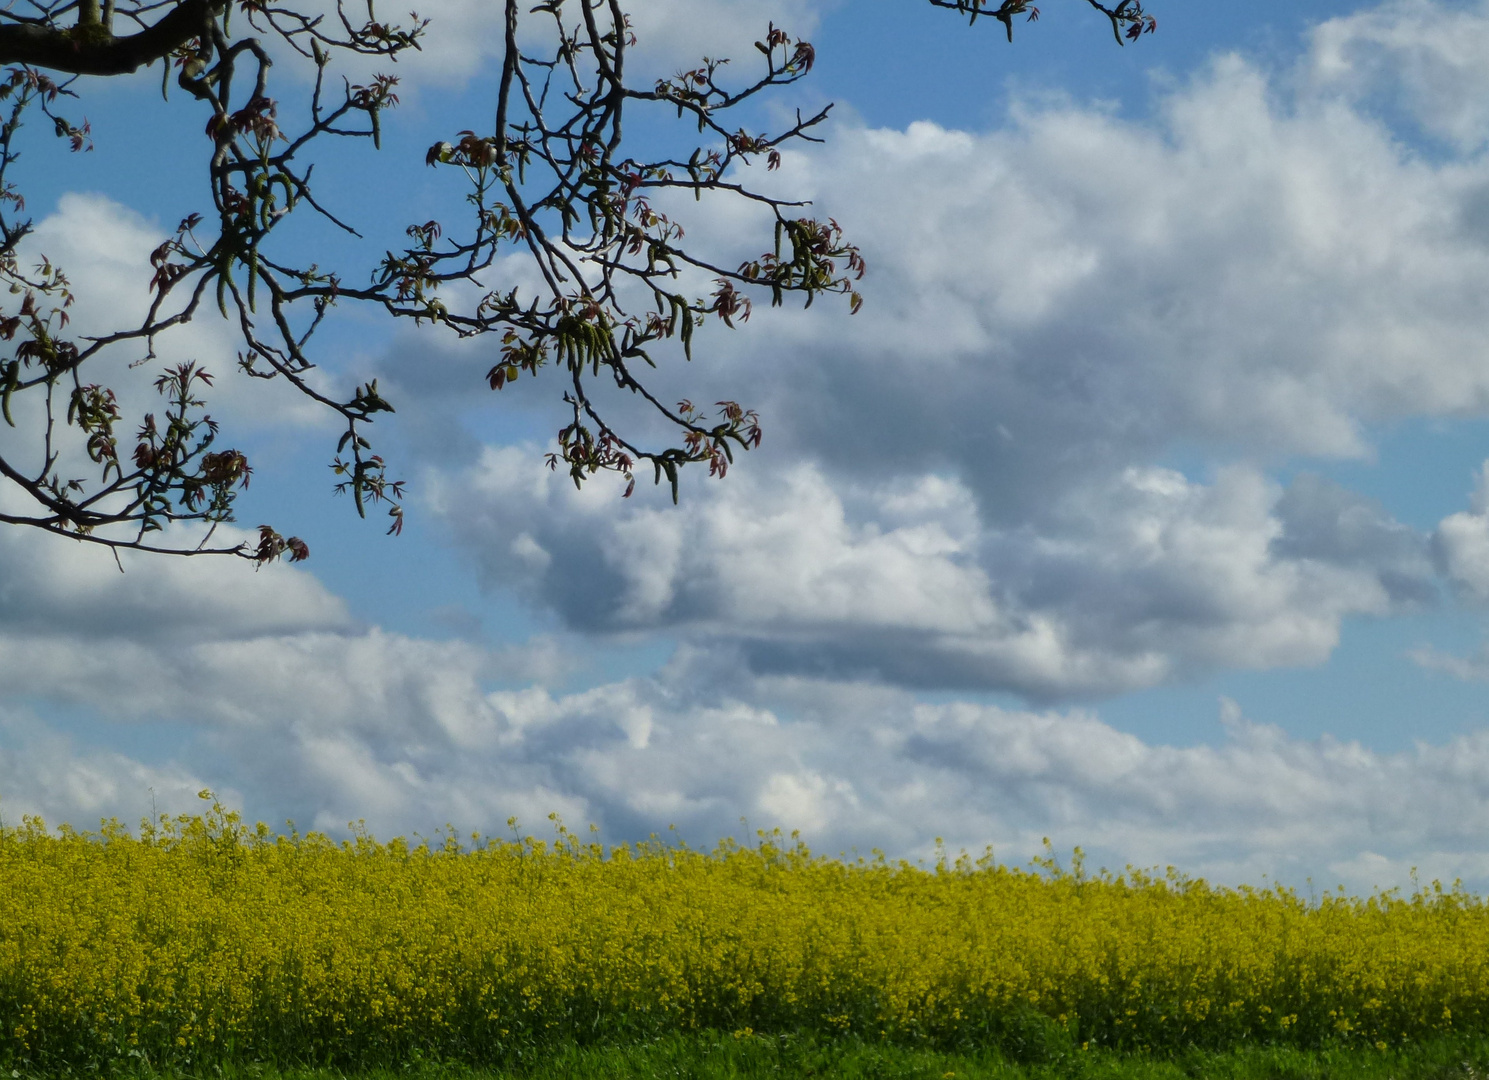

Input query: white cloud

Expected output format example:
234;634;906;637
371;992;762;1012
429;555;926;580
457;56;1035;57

0;519;349;648
0;706;216;831
392;1;1489;697
19;194;331;431
738;65;1489;467
1310;0;1489;152
1433;462;1489;599
623;0;824;74
374;0;1489;491
7;634;1489;896
1409;642;1489;679
431;445;1430;698
291;0;824;92
0;194;339;539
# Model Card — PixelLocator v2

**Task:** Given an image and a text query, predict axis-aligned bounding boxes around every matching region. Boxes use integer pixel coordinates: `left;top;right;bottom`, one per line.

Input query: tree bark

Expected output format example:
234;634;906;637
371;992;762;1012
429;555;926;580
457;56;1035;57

0;0;217;76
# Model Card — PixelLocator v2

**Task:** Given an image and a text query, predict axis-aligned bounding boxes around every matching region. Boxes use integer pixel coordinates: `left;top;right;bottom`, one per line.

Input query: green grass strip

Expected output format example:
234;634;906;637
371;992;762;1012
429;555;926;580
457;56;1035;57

21;1032;1489;1080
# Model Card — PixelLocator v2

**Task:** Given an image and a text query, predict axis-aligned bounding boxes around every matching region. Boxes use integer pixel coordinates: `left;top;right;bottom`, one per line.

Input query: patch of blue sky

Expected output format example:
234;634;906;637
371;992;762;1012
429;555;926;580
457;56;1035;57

1094;608;1489;750
813;0;1372;134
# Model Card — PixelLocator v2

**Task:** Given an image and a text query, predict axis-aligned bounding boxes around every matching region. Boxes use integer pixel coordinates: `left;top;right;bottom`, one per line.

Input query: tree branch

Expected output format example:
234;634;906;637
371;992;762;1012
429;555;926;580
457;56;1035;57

0;0;220;76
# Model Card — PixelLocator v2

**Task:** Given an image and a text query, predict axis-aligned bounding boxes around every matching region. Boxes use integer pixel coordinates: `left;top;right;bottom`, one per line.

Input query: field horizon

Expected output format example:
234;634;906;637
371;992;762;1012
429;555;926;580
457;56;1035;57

5;797;1487;1076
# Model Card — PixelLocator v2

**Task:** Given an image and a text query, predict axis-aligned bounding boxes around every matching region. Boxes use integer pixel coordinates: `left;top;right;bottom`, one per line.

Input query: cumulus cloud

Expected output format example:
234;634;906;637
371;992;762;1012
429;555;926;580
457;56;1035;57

7;632;1489;896
0;521;350;647
741;67;1489;472
0;706;216;831
291;0;824;91
1272;473;1435;606
1409;641;1489;680
429;447;1432;698
1310;0;1489;152
0;519;353;729
17;194;331;431
1433;462;1489;600
0;193;383;555
0;517;573;833
393;0;1489;697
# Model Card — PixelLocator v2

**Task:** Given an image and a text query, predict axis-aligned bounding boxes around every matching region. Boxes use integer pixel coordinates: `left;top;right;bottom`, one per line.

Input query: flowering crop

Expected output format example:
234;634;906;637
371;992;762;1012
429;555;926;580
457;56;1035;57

1;794;1486;1071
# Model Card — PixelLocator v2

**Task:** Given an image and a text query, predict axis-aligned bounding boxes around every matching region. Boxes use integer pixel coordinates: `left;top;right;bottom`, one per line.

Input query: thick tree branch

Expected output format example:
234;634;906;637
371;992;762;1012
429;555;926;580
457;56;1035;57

0;0;219;76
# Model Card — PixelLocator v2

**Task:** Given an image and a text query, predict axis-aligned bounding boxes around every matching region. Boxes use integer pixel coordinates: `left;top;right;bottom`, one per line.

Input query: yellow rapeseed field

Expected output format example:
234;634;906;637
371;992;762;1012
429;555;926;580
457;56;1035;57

1;793;1485;1070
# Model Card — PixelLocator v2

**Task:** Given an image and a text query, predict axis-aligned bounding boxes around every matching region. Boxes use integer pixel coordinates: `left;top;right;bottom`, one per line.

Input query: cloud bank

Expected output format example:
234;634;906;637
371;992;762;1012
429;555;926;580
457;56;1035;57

6;591;1489;896
8;0;1489;896
416;12;1489;698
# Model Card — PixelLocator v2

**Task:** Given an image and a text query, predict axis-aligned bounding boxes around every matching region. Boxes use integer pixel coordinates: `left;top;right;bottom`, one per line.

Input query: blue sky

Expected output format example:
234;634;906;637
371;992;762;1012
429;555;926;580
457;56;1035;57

5;0;1489;892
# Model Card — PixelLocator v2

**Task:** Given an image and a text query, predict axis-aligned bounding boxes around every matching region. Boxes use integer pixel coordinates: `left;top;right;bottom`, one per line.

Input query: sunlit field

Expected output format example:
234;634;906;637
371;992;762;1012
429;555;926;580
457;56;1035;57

3;794;1488;1077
